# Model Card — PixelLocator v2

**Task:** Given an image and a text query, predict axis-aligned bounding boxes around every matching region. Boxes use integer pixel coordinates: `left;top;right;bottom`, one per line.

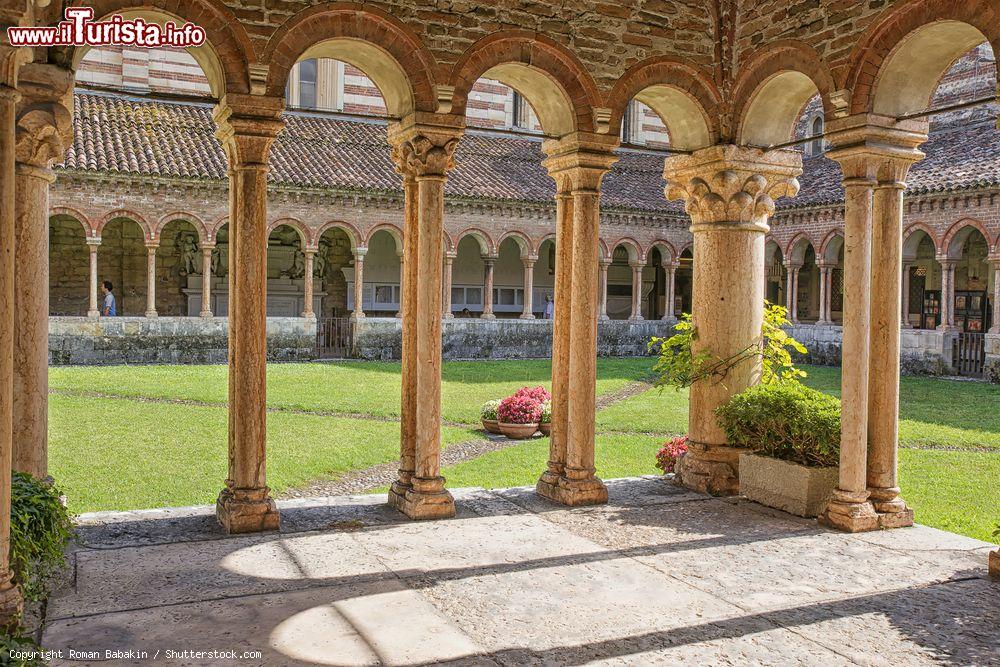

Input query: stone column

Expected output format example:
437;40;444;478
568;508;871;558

213;95;285;533
784;262;801;323
868;152;920;528
537;132;619;506
395;249;404;319
442;251;455;318
900;262;913;328
990;259;1000;334
301;250;315;318
200;245;214;317
665;145;802;496
144;243;158;317
598;258;610;320
12;64;72;480
0;61;23;623
820;116;925;532
481;256;496;319
538;178;574;495
628;261;644;321
663;260;677;320
785;262;795;317
937;258;956;330
87;240;101;318
392;168;419;505
387;114;462;519
520;256;536;319
816;263;829;325
352;246;367;320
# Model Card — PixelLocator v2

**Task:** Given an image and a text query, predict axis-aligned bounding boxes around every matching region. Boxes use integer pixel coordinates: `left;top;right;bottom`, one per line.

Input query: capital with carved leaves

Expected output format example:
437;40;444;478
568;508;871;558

388;112;464;180
213;94;285;167
15;63;74;170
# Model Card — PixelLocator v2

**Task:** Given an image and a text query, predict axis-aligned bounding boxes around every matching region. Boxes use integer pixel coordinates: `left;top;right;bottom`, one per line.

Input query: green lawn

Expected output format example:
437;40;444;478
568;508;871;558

47;359;1000;542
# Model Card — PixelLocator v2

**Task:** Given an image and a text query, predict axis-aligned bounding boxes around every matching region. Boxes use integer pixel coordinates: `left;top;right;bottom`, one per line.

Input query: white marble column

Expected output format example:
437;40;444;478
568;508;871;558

302;250;315;318
938;258;956;330
598;258;610;320
352;246;367;321
200;246;214;317
785;262;801;323
628;261;644;321
144;243;158;318
442;251;455;318
87;239;100;317
520;256;536;319
481;256;496;319
816;263;829;324
662;260;677;320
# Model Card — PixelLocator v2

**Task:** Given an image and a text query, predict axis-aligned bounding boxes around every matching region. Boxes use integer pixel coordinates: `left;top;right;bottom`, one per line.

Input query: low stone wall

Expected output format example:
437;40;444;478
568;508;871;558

48;316;316;365
351;317;674;361
787;324;955;376
985;333;1000;383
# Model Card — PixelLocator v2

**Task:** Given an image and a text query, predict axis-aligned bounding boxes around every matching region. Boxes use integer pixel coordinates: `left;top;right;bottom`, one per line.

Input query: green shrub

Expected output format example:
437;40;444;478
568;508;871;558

715;382;841;467
0;627;46;665
9;473;74;603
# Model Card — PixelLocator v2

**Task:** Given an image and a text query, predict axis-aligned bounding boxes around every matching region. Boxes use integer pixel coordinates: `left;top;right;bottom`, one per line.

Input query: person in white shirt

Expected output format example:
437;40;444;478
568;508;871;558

543;295;554;319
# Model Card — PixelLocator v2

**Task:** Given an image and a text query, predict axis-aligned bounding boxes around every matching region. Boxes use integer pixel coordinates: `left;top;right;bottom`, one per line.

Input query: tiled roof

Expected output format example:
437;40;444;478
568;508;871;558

61;91;1000;215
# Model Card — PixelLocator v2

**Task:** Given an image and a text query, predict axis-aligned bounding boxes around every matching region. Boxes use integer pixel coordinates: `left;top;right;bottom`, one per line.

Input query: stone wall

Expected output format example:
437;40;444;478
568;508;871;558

985;333;1000;383
48;317;316;365
787;324;955;376
351;317;675;361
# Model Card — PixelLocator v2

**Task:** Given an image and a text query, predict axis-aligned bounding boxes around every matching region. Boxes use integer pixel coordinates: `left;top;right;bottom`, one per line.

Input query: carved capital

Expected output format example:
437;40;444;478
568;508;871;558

664;144;801;230
825;113;926;185
388;112;464;179
542;132;619;192
15;63;73;168
213;94;285;167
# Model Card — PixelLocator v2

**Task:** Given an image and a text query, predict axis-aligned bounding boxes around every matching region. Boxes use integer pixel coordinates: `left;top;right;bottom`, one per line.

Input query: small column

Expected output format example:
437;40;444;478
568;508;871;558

395;249;404;319
87;239;100;317
387;114;462;519
990;259;1000;334
442;251;455;318
520;256;536;319
213;95;285;533
481;255;496;320
816;263;829;324
0;71;23;622
785;262;795;317
352;246;367;321
144;243;158;318
784;262;801;323
598;258;610;320
301;249;315;318
393;169;419;505
665;145;802;496
662;260;677;320
937;258;956;331
900;262;913;328
628;261;644;321
200;245;214;317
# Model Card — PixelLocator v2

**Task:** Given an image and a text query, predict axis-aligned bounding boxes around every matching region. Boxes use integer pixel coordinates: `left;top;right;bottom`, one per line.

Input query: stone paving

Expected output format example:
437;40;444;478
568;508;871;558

44;477;998;666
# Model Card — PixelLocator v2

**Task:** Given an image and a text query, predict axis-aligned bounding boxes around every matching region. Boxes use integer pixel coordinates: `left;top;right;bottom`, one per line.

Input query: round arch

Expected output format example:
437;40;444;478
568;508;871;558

903;223;939;258
261;4;437;116
847;0;1000;115
497;230;535;258
819;231;845;263
450;31;602;136
315;221;361;251
786;233;817;264
97;210;153;242
50;206;95;238
606;57;720;151
365;224;404;254
64;0;253;97
454;228;495;257
609;237;642;264
645;240;677;264
732;41;836;147
943;219;994;259
267;218;310;247
155;212;210;245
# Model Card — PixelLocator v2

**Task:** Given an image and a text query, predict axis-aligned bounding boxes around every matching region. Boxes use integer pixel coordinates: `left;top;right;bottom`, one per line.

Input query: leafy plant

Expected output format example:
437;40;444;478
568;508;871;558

9;473;75;603
539;400;551;425
655;436;688;474
497;395;542;424
649;302;807;391
0;628;46;666
480;399;501;421
715;382;841;467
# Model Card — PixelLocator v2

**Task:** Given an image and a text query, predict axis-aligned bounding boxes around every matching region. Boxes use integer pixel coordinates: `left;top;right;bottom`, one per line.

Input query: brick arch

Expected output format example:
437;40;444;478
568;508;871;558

449;31;602;136
209;215;230;240
819;230;846;263
845;0;1000;115
764;237;784;263
268;218;310;246
315;220;362;250
97;209;153;242
609;237;642;264
50;206;96;239
454;227;496;257
442;230;455;254
784;232;818;264
731;40;836;147
366;223;404;254
678;242;693;258
497;230;535;258
63;0;254;96
644;240;678;264
902;222;939;257
941;218;994;259
606;56;721;151
598;238;610;262
155;212;210;245
261;3;438;115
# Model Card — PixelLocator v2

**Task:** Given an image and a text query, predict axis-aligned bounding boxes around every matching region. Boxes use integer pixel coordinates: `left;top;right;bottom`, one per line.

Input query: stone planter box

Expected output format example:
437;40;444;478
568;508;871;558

498;422;538;439
738;452;838;518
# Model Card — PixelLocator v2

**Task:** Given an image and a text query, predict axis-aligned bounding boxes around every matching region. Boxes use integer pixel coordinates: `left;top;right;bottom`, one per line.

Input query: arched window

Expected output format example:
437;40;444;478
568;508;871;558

810;115;824;156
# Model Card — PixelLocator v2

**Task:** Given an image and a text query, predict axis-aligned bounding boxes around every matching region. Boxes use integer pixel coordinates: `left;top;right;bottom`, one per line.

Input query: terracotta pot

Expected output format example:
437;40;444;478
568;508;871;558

538;422;551;436
481;418;501;434
498;422;539;439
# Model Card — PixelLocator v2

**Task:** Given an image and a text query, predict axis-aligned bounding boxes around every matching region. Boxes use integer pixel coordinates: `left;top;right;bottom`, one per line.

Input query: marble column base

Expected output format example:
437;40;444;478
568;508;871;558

674;442;740;496
480;313;496;320
536;472;608;506
0;572;22;629
818;489;879;532
388;476;455;520
519;313;535;320
216;486;280;534
869;488;915;528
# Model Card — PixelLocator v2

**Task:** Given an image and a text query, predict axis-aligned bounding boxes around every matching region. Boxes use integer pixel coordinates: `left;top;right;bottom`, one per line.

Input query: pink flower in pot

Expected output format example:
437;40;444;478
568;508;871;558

497;394;541;439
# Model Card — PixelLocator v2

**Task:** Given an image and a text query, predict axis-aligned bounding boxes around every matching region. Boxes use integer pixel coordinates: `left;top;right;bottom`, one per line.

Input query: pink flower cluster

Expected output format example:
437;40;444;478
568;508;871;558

655;436;689;474
498;393;544;424
514;386;551;403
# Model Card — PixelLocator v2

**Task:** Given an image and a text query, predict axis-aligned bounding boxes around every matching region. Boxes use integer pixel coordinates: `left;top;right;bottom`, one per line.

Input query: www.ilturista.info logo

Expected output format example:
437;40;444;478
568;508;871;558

7;7;206;48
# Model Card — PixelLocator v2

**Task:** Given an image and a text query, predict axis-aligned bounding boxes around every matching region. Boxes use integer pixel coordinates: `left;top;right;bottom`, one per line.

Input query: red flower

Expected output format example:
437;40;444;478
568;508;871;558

498;394;542;424
514;386;551;403
655;436;689;474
